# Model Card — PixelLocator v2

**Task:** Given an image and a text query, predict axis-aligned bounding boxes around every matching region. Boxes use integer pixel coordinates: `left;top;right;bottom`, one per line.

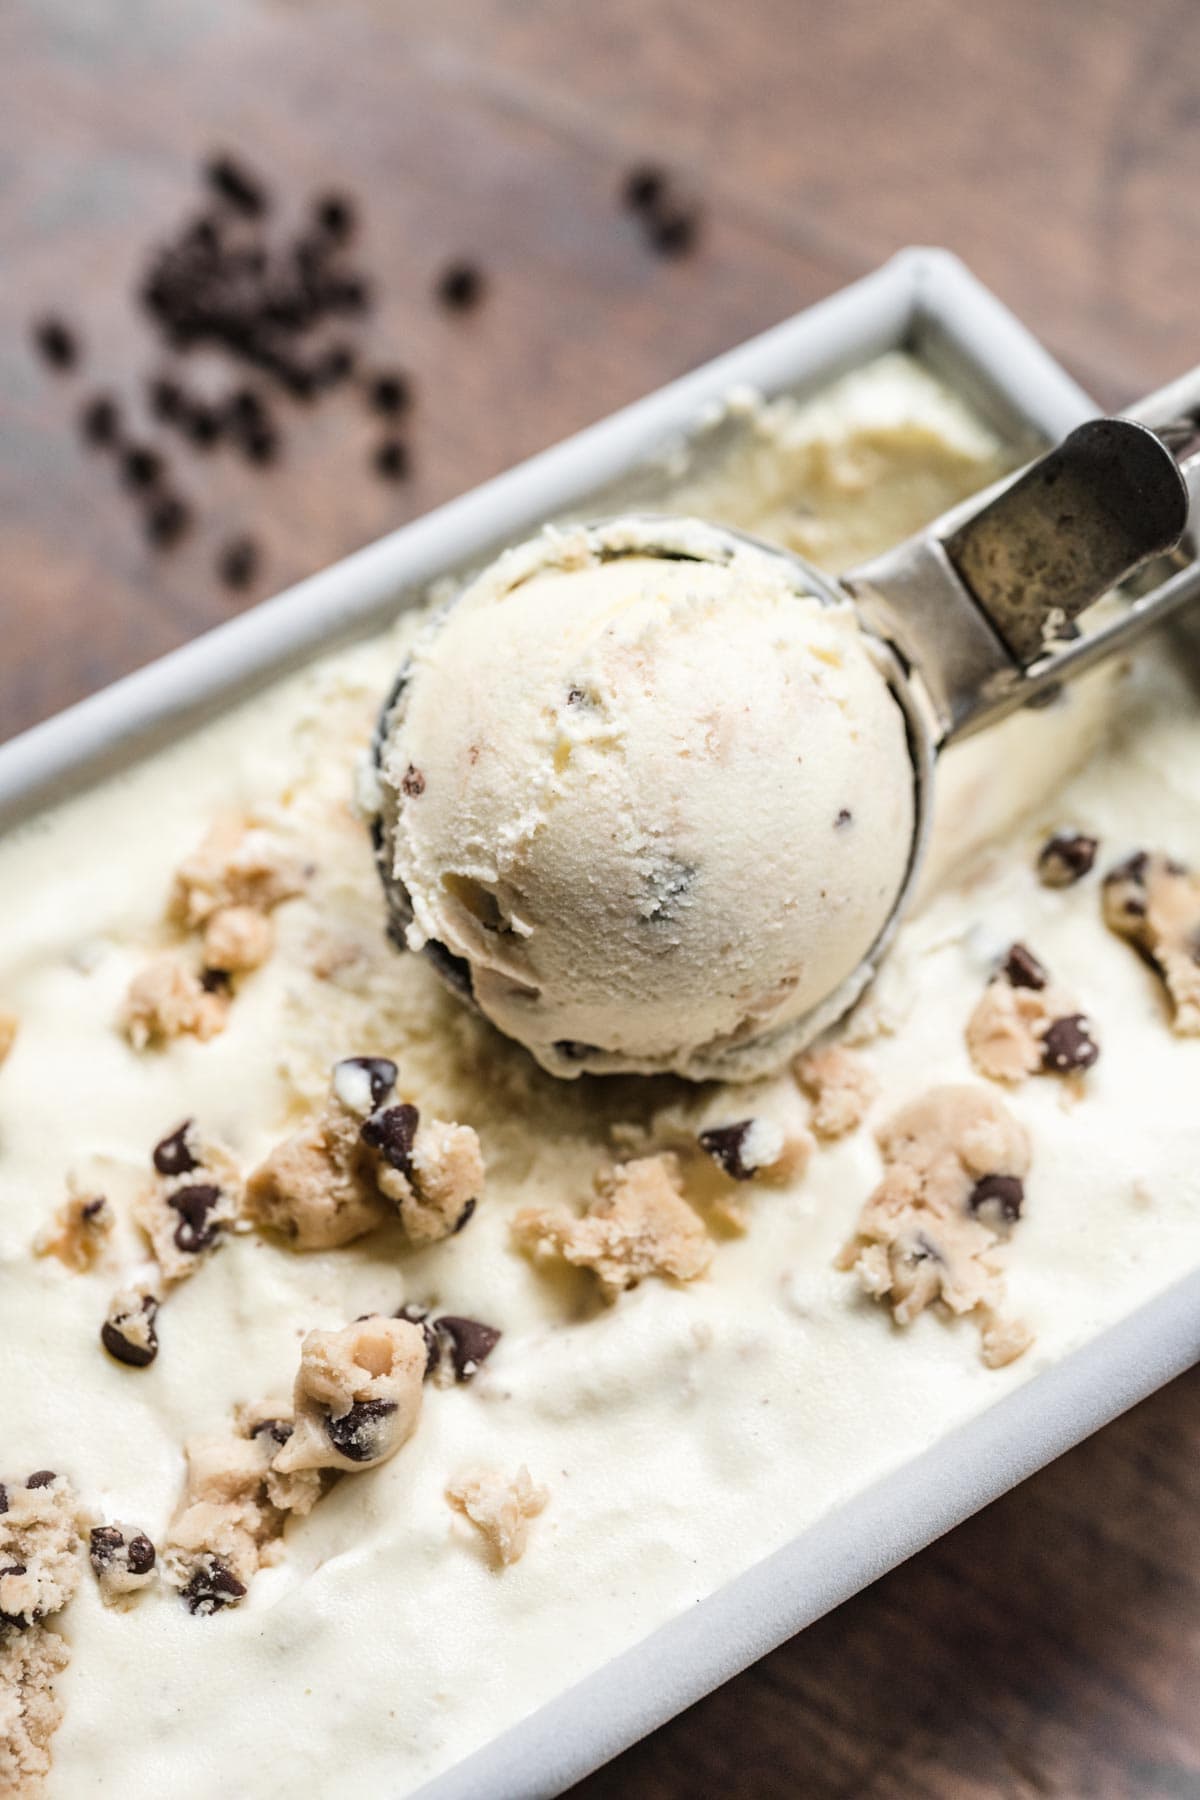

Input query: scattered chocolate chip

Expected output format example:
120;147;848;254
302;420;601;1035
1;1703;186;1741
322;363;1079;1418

1037;831;1098;888
834;808;853;828
81;1197;107;1222
434;1314;501;1381
121;444;165;490
25;1471;56;1490
373;437;409;481
324;1398;398;1463
153;1120;199;1177
368;371;411;415
650;207;700;258
168;1182;224;1254
204;153;268;217
400;764;425;798
698;1120;760;1181
1041;1013;1100;1074
1103;851;1151;921
436;261;485;311
336;1056;399;1109
314;342;357;387
182;1557;247;1615
183;403;223;450
622;164;667;212
148;374;184;421
566;686;586;706
126;1534;156;1575
89;1525;124;1566
451;1197;477;1235
1003;942;1048;990
80;394;121;448
101;1293;159;1369
360;1103;419;1176
144;492;191;549
217;534;260;589
967;1173;1024;1224
200;967;233;993
314;192;356;241
226;386;265;428
32;315;79;370
250;1417;294;1447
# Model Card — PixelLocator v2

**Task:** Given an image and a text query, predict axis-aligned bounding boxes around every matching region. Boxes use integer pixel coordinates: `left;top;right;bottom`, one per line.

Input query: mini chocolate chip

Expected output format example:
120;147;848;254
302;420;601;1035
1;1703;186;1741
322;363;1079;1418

168;1182;224;1254
200;966;232;993
144;493;191;549
250;1417;294;1447
967;1173;1024;1224
368;371;410;415
436;261;485;311
25;1471;56;1490
373;438;409;481
185;403;223;449
149;375;184;421
834;808;853;828
81;1197;107;1222
434;1314;501;1381
121;444;164;490
80;394;120;448
698;1120;758;1181
566;686;586;706
32;315;79;370
153;1120;199;1177
451;1197;477;1235
337;1055;399;1108
205;153;268;217
1037;831;1098;887
622;164;667;211
400;764;425;797
360;1103;419;1176
226;387;265;427
241;425;278;466
101;1294;159;1369
324;1398;398;1463
313;192;356;241
649;207;700;257
315;343;357;387
1041;1013;1100;1074
182;1558;247;1615
217;535;261;590
1003;942;1048;990
89;1525;124;1566
126;1534;156;1575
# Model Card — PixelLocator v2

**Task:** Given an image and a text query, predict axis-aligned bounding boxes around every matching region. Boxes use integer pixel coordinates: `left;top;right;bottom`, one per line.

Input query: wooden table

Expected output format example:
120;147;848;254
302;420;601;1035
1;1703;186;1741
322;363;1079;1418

3;2;1198;1792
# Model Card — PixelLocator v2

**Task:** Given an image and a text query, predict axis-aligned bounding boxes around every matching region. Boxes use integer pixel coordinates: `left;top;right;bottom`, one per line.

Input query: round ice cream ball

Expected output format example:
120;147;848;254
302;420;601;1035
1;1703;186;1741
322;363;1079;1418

374;520;916;1080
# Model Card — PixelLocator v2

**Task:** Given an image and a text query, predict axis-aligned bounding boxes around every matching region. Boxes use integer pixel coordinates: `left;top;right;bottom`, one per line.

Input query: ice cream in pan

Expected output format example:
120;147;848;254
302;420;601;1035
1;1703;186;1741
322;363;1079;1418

373;416;1191;1079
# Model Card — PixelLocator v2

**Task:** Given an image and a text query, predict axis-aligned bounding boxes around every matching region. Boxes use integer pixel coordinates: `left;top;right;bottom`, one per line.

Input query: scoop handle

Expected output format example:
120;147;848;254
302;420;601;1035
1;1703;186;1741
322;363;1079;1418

845;388;1200;744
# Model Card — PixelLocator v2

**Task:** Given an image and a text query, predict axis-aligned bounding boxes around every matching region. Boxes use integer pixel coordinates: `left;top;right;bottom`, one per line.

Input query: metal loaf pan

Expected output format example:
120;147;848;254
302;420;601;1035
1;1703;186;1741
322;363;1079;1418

4;249;1195;1799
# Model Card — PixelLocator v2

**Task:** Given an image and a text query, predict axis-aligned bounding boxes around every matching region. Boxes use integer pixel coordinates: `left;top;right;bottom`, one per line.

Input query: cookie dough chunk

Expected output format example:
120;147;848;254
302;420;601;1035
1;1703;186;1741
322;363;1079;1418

446;1466;548;1568
365;1110;485;1243
34;1190;113;1272
966;943;1100;1081
246;1072;393;1250
136;1127;241;1286
1103;851;1200;1034
88;1524;156;1603
837;1086;1033;1368
0;1624;70;1795
0;1011;17;1069
122;957;228;1049
169;818;306;930
0;1474;84;1631
273;1317;427;1476
794;1044;879;1137
201;903;275;975
513;1154;712;1300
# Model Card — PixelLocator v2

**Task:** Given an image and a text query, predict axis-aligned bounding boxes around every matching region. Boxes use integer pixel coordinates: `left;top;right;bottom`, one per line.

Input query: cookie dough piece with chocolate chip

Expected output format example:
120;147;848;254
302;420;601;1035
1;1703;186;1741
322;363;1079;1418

966;943;1100;1082
0;1473;85;1631
136;1127;241;1286
88;1524;157;1603
101;1287;160;1368
1103;851;1200;1034
793;1043;879;1137
0;1623;70;1794
363;1108;485;1243
273;1316;427;1476
33;1189;113;1272
122;956;229;1049
512;1153;712;1300
169;817;307;930
446;1465;548;1568
837;1085;1033;1368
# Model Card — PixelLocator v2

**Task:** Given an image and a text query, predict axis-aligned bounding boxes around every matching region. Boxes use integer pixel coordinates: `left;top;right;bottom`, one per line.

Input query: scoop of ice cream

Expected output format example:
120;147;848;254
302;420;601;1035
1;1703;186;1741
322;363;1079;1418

373;519;916;1079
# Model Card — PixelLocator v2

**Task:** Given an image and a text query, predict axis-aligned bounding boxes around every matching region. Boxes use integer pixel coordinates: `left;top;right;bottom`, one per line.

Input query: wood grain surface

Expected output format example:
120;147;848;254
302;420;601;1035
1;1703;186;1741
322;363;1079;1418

2;3;1198;1795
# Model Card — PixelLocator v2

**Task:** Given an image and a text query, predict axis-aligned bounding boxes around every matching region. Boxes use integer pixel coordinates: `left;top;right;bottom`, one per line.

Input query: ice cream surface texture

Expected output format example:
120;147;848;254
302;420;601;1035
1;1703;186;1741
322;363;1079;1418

4;352;1199;1799
376;519;916;1079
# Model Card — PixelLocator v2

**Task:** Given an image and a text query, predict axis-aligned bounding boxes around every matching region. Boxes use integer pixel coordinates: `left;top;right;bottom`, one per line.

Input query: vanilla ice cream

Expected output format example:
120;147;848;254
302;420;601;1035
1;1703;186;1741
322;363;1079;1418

375;520;916;1080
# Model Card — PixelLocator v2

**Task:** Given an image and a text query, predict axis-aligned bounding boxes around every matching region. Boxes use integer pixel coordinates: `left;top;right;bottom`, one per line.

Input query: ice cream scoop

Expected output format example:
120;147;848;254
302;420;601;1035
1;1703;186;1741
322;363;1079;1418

372;385;1200;1081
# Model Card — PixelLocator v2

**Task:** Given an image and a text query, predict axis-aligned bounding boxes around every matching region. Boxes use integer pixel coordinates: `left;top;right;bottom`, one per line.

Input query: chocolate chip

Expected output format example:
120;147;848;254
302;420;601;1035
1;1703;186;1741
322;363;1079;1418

80;394;120;448
451;1197;477;1235
217;535;261;589
433;1314;501;1381
226;386;265;428
335;1055;399;1109
81;1197;107;1222
153;1120;199;1177
967;1173;1024;1224
168;1182;224;1254
121;444;165;490
360;1103;419;1176
367;371;411;415
622;164;667;212
1003;942;1048;990
101;1294;159;1369
554;1039;600;1062
200;966;232;993
650;207;700;258
373;438;409;481
184;403;223;449
126;1534;156;1575
250;1417;294;1447
436;261;485;311
149;375;185;422
182;1557;247;1615
1037;831;1098;887
89;1525;124;1566
32;315;79;370
324;1398;398;1463
400;764;425;798
25;1471;56;1490
314;342;357;387
698;1120;759;1181
205;153;268;217
144;493;191;549
1041;1013;1100;1074
834;808;853;828
313;192;356;241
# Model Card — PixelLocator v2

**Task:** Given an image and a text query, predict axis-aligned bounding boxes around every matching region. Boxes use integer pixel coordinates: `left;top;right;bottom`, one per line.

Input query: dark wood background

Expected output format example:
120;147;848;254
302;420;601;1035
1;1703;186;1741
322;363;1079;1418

3;2;1199;1793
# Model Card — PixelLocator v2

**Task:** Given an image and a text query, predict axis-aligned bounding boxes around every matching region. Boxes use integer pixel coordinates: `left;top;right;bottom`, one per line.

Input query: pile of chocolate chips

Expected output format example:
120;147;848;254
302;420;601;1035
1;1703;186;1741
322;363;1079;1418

620;164;704;257
30;152;486;590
